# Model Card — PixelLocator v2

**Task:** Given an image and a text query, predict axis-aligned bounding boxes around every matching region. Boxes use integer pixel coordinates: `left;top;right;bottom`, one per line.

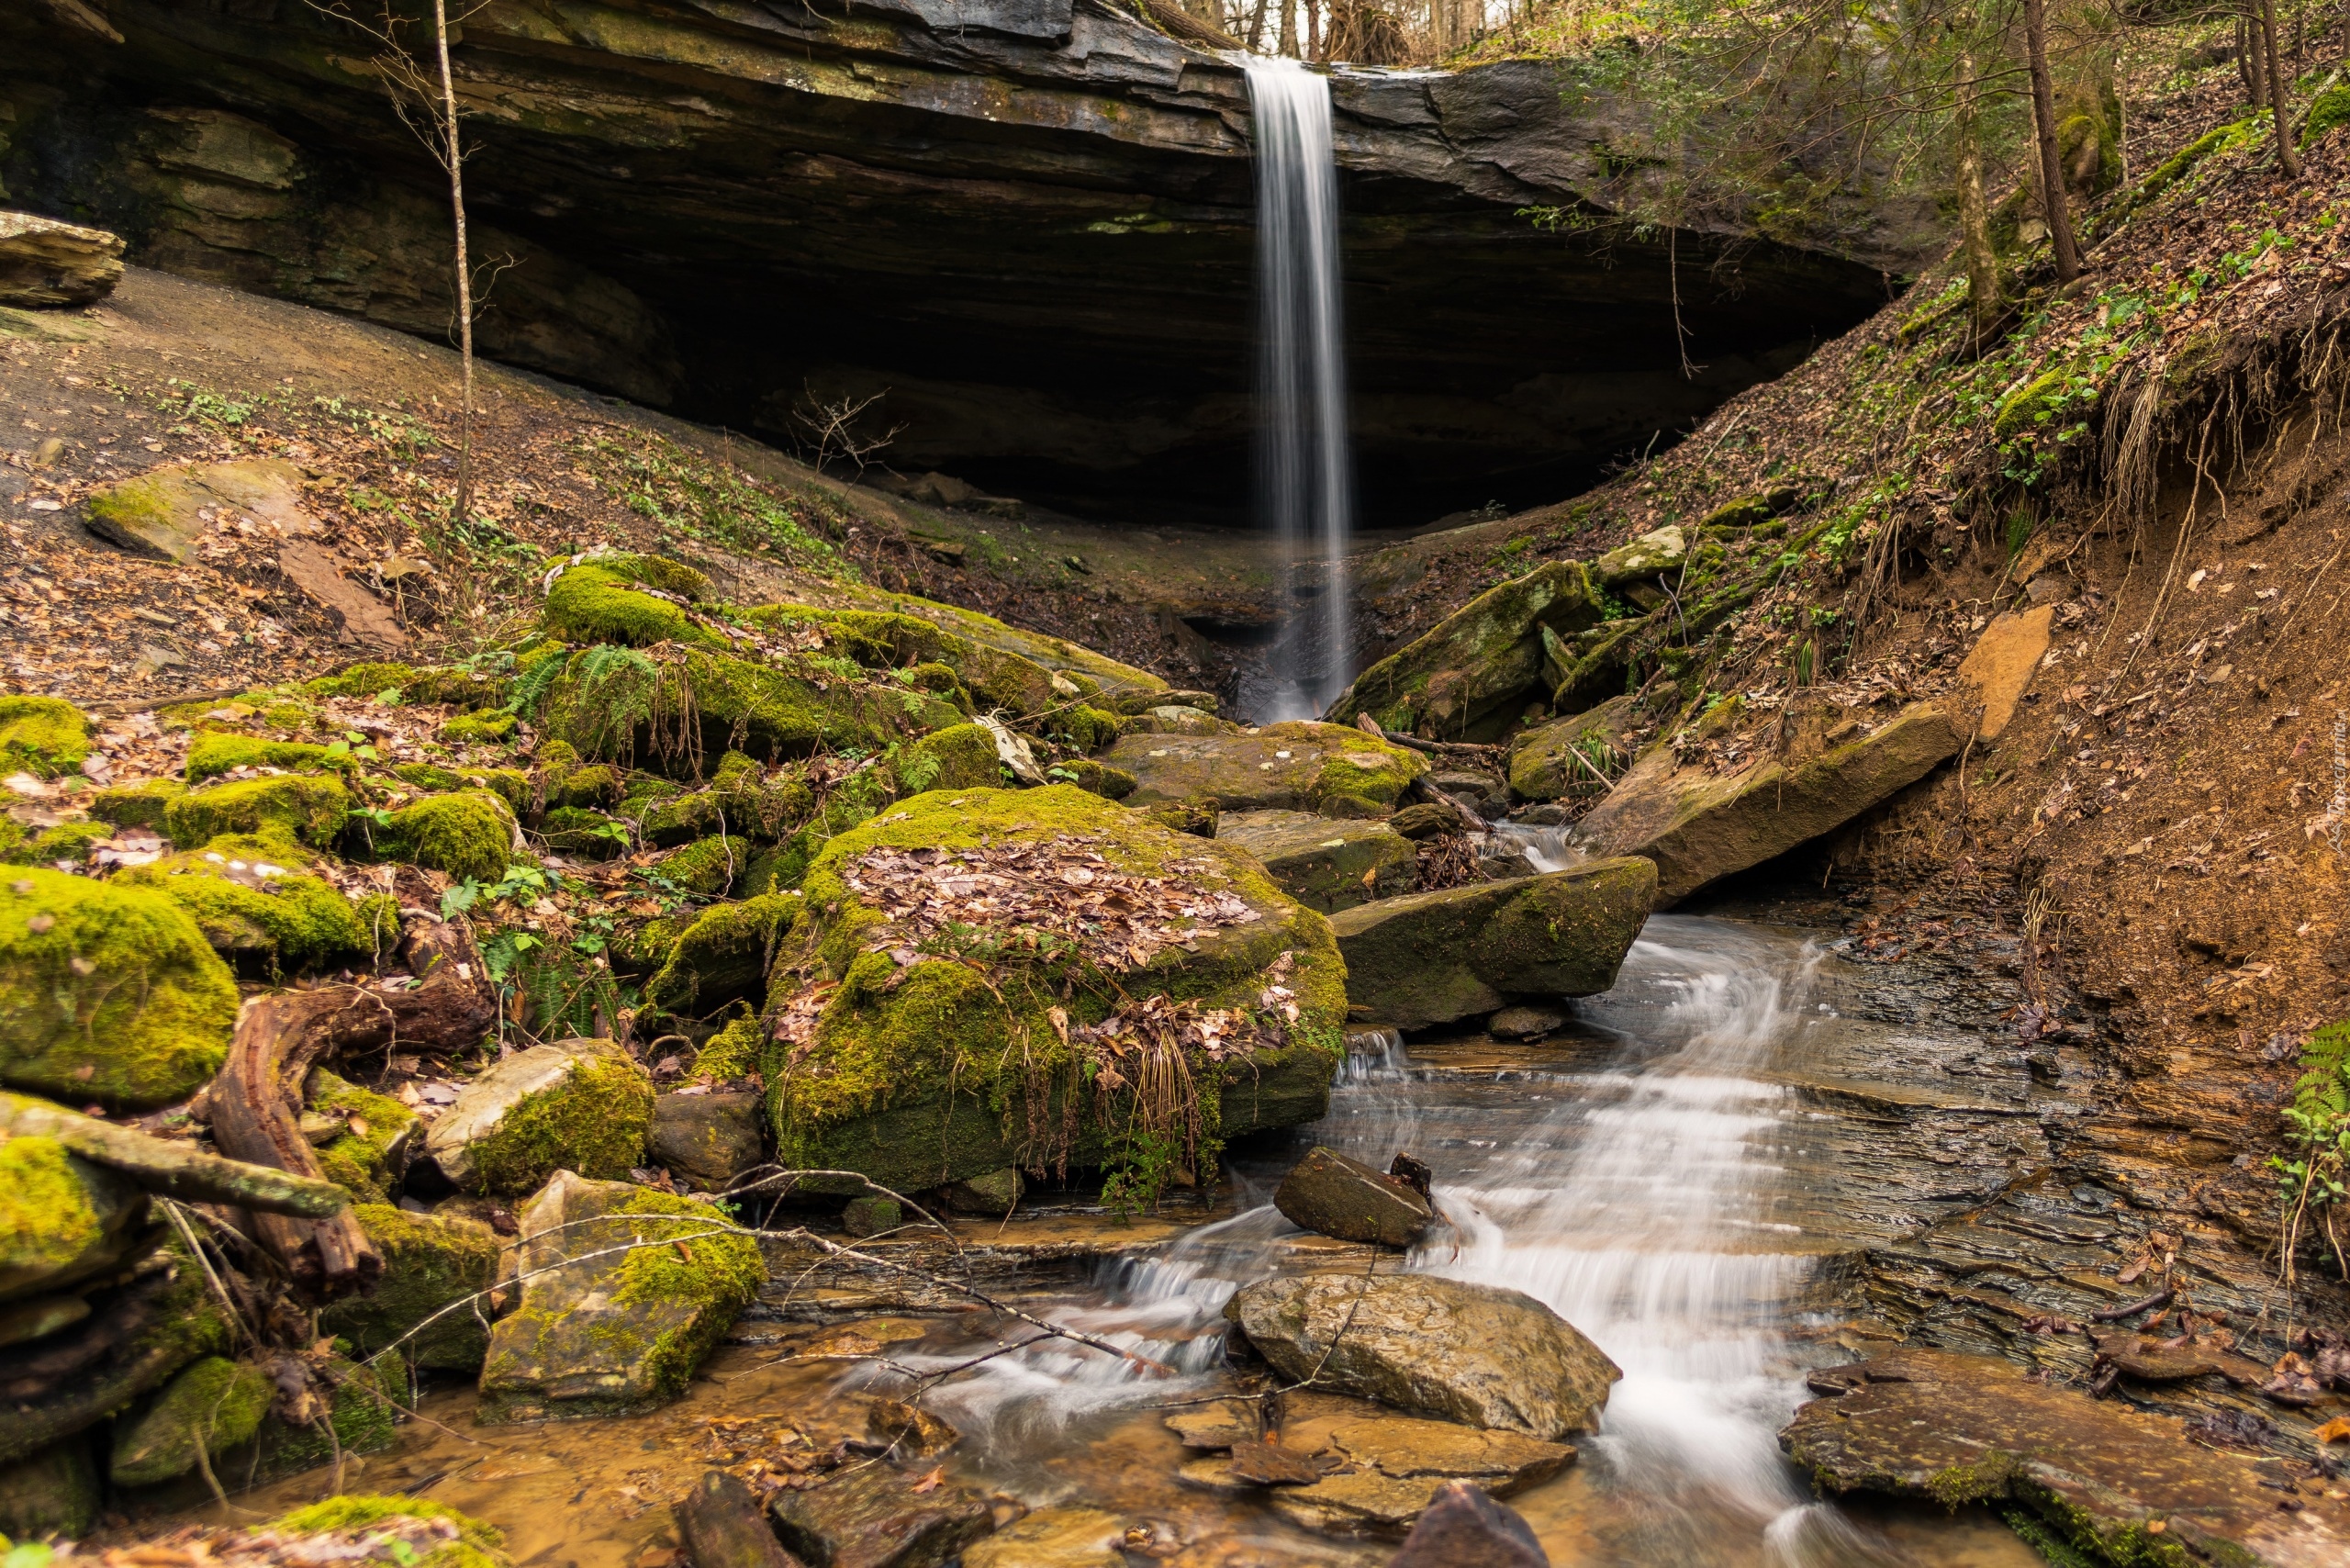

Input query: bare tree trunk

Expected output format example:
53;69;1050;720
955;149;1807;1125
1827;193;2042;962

1248;0;1267;49
2262;0;2303;174
1306;0;1322;60
431;0;476;546
2241;13;2269;107
1279;0;1294;55
2022;0;2082;283
1956;47;2002;354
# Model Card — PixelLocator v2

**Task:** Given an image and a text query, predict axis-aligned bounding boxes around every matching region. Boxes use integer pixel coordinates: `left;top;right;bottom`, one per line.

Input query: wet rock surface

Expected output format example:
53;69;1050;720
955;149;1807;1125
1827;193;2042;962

648;1090;767;1191
1225;1274;1620;1439
1782;1346;2350;1565
1387;1481;1550;1567
767;1461;993;1568
1326;858;1654;1030
1218;810;1419;913
1273;1147;1434;1249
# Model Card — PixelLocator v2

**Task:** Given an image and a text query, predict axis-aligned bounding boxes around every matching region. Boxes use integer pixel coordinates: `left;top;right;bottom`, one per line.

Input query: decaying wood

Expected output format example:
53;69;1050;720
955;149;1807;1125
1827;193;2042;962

676;1471;808;1568
0;1092;347;1216
210;918;497;1301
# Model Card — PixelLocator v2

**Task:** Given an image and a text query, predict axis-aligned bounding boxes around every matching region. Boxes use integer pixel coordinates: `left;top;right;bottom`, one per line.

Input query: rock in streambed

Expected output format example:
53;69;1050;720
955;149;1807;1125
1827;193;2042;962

1225;1274;1619;1439
1218;809;1419;913
1273;1146;1433;1248
1327;858;1655;1031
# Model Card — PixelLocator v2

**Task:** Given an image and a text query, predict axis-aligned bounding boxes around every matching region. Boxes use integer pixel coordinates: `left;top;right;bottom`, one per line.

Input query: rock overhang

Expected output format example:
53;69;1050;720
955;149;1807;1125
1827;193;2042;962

3;0;1938;525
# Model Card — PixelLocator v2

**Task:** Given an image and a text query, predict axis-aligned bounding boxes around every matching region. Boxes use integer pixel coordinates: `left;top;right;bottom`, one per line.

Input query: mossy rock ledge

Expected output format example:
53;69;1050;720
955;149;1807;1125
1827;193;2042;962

478;1170;764;1422
1102;721;1427;820
762;784;1349;1196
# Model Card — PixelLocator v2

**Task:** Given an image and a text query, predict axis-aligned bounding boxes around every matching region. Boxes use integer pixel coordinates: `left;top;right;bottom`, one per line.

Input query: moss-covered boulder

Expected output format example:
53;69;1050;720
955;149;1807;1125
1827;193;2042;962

0;870;241;1109
1577;701;1958;906
419;1037;653;1196
307;1070;418;1202
1103;722;1426;820
648;836;743;898
479;1170;763;1421
645;893;797;1015
0;1439;98;1540
392;763;531;815
763;785;1348;1195
0;697;92;779
541;554;715;646
165;774;351;850
440;711;518;745
1595;525;1688;588
109;1354;274;1486
648;1090;766;1189
1326;858;1657;1031
90;777;185;828
185;733;353;783
320;1204;499;1372
0;1133;150;1301
1217;811;1419;914
379;790;515;883
257;1495;509;1568
1507;694;1641;803
897;722;1004;794
119;842;385;972
1329;560;1606;742
2;820;111;870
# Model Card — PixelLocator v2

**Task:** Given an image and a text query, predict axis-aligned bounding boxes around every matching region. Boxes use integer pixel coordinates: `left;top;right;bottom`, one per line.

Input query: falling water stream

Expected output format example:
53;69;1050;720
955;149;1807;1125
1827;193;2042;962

1243;57;1354;722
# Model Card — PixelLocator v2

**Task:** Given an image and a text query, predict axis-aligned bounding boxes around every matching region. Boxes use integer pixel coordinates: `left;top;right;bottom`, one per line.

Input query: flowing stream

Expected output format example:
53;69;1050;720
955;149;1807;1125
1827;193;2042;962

1243;56;1354;722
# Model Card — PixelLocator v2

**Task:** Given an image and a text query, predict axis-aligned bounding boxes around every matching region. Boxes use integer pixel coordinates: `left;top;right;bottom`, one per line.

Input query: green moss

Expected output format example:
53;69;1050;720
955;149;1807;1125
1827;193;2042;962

1992;370;2071;441
185;733;352;783
118;851;375;972
3;819;110;868
381;791;514;882
542;806;631;857
646;894;797;1014
322;1204;499;1372
2134;114;2264;206
90;777;185;828
2306;84;2350;146
110;1355;274;1486
440;711;517;745
392;763;531;814
1046;757;1136;800
0;869;240;1108
1046;704;1123;753
263;1495;507;1568
606;1189;765;1398
693;1013;765;1081
0;697;91;779
302;662;420;700
165;774;351;850
897;723;1003;794
465;1053;653;1196
542;555;716;646
0;1135;105;1285
0;1439;98;1540
548;762;621;811
649;836;743;898
252;1357;398;1479
306;1070;419;1203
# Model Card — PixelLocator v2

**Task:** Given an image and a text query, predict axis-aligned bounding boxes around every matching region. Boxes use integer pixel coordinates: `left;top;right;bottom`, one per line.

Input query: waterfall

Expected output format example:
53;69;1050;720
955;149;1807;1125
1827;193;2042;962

1244;57;1354;721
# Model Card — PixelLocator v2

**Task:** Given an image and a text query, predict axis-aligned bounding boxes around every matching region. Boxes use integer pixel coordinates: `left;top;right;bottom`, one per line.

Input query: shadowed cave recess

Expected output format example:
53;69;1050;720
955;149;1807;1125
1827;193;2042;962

0;0;1931;531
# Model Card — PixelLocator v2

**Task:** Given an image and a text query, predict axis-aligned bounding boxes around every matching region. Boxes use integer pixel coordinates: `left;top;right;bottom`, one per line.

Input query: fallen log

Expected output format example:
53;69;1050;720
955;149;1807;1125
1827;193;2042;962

209;917;498;1302
0;1092;347;1217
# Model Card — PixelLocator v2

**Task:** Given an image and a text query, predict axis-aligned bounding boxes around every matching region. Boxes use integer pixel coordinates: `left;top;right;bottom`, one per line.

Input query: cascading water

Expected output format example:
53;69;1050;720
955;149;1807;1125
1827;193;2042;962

1243;57;1354;722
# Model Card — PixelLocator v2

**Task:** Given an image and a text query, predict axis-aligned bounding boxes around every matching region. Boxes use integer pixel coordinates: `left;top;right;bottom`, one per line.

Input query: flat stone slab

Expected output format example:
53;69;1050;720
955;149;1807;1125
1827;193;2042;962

1218;810;1418;912
1576;700;1957;906
1103;722;1425;818
81;458;315;563
0;211;124;308
1326;857;1655;1031
1781;1346;2350;1566
769;1461;993;1568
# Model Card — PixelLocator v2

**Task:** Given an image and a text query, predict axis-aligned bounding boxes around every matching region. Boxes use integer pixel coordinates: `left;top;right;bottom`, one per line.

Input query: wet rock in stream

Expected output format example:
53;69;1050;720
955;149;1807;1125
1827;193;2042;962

677;1471;809;1568
767;1461;993;1568
1388;1480;1550;1568
1224;1275;1619;1439
960;1506;1125;1568
1273;1147;1433;1248
1780;1346;2350;1564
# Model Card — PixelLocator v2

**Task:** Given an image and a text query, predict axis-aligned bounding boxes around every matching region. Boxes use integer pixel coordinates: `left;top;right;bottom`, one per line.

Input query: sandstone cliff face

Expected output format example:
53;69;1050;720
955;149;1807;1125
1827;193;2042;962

0;0;1939;522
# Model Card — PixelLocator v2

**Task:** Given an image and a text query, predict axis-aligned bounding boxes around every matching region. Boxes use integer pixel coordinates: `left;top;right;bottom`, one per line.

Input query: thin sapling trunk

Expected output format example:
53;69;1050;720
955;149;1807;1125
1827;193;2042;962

2021;0;2083;283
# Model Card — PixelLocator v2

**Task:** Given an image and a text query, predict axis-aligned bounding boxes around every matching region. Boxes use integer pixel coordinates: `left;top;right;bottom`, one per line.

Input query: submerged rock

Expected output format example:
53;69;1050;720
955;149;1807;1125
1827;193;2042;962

1225;1274;1619;1439
1326;858;1655;1032
961;1506;1124;1568
1106;722;1427;819
0;868;241;1110
1330;562;1607;743
1576;701;1958;906
1388;1480;1550;1567
1218;810;1419;913
478;1170;764;1421
0;211;124;308
420;1037;653;1196
769;1461;994;1568
1781;1346;2350;1565
1165;1398;1263;1450
1273;1147;1433;1248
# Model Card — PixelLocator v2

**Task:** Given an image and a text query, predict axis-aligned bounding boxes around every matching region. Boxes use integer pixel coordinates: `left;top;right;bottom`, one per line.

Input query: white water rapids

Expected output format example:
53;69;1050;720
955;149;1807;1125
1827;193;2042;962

1243;56;1354;722
872;914;1947;1563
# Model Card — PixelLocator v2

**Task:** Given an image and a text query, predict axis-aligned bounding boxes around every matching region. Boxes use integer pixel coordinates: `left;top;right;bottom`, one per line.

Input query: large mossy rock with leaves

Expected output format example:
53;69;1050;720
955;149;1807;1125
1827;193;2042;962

1577;701;1957;905
762;785;1348;1197
1103;722;1427;819
1329;561;1608;743
479;1170;764;1421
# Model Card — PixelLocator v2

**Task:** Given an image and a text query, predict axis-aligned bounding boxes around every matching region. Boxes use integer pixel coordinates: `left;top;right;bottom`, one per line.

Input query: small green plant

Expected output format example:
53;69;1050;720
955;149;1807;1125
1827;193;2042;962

2272;1020;2350;1283
1100;1127;1182;1220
